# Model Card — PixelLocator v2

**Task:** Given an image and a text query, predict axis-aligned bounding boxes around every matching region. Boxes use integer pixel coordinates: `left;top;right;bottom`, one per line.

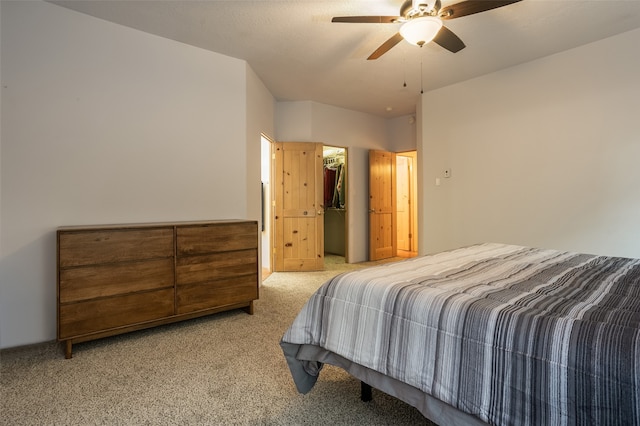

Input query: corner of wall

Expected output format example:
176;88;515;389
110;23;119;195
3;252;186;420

274;101;313;141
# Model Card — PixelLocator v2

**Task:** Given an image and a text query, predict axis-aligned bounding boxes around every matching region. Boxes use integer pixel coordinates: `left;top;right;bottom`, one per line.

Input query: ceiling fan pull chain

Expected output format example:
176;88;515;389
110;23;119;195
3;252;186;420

420;60;424;94
403;57;407;88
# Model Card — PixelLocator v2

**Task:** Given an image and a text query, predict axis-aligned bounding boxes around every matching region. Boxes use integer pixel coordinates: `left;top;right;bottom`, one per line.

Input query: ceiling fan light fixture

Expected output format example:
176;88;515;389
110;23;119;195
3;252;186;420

399;16;443;47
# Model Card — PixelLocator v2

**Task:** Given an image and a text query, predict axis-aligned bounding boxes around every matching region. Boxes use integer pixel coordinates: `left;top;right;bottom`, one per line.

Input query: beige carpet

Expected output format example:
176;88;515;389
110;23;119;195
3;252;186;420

1;256;434;425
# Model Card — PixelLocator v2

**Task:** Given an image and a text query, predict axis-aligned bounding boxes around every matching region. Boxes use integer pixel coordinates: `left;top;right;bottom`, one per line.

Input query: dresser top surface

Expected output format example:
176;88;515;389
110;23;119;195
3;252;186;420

57;219;257;232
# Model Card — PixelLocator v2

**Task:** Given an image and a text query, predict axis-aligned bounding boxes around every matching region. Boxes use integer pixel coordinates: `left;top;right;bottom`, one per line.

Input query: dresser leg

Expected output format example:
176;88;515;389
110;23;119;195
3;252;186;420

65;340;73;359
242;301;255;315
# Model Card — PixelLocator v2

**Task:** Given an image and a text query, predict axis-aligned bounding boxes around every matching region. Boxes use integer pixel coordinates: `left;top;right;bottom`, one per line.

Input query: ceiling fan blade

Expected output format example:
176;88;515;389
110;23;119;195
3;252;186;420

332;16;400;24
367;32;404;60
432;26;465;53
440;0;522;20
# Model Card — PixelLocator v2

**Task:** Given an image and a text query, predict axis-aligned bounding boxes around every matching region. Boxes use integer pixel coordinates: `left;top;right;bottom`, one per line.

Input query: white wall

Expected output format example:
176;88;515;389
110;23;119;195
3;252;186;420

419;28;640;258
0;1;261;348
274;101;313;141
387;114;417;152
276;101;390;263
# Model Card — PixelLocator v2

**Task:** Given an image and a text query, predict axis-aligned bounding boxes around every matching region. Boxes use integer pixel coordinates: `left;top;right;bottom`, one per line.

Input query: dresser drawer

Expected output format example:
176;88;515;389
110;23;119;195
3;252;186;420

177;222;257;255
176;249;257;285
59;259;174;304
177;274;258;314
58;288;175;339
59;228;174;267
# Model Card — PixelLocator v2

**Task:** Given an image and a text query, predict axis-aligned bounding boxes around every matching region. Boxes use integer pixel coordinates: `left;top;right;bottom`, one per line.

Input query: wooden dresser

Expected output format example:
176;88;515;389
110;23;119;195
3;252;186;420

57;220;258;358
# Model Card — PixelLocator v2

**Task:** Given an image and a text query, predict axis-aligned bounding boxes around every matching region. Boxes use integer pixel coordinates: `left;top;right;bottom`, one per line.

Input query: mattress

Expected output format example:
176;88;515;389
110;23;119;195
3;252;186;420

281;243;640;425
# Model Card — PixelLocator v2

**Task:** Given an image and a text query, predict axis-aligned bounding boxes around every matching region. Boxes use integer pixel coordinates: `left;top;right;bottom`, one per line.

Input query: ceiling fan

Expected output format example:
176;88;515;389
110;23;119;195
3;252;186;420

332;0;522;60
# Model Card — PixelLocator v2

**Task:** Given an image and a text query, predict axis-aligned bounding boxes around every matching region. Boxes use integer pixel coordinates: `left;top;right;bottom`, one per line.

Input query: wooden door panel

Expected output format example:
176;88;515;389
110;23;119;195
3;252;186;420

369;150;396;261
283;217;317;258
282;143;316;211
274;142;324;271
370;211;394;259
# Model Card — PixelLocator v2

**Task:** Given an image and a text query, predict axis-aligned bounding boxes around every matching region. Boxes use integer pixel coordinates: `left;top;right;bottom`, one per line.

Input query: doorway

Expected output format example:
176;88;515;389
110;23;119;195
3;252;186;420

368;149;418;262
396;151;418;258
264;141;350;273
261;135;273;279
323;145;348;265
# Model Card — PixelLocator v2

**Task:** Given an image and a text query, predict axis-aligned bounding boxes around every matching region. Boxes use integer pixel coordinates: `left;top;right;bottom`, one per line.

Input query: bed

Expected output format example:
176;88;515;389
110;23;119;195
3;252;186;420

280;243;640;426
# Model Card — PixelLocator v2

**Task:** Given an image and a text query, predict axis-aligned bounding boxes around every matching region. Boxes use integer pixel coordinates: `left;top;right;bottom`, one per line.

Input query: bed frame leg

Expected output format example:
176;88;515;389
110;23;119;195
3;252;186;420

360;381;372;402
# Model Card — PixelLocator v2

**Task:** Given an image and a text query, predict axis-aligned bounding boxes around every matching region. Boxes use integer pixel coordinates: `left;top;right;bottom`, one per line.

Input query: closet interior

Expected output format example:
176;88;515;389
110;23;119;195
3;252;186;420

323;146;346;259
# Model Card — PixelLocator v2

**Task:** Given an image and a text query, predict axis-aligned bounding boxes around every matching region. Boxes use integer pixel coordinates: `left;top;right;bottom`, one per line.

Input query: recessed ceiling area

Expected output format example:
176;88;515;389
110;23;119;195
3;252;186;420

50;0;640;117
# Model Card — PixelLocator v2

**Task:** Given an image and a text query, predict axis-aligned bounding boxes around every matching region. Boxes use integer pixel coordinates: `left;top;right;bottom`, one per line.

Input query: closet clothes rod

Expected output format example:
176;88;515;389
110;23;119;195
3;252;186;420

324;156;344;166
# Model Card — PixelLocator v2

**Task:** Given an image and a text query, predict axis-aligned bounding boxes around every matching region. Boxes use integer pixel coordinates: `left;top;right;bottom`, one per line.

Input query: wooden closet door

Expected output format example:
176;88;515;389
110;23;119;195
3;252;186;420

369;150;396;261
273;142;324;271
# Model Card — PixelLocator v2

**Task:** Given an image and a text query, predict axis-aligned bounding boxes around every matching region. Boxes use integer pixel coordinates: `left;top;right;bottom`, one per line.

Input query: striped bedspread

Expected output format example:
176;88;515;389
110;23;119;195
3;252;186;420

281;243;640;425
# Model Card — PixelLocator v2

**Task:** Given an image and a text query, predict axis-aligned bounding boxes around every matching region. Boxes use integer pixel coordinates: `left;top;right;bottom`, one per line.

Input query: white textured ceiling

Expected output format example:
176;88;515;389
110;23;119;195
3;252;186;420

51;0;640;117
